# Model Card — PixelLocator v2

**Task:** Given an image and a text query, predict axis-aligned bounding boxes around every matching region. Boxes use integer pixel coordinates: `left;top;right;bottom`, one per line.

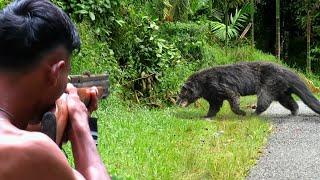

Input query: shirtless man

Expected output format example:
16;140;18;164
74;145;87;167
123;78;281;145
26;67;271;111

0;0;110;179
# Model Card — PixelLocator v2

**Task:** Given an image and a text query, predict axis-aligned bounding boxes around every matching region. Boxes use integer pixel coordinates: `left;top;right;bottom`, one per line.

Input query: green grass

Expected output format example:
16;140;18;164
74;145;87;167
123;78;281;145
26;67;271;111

64;95;271;179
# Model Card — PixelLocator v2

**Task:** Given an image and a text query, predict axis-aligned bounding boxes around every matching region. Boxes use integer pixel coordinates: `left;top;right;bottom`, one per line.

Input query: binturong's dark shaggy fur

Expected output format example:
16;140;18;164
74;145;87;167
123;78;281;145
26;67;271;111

177;61;320;119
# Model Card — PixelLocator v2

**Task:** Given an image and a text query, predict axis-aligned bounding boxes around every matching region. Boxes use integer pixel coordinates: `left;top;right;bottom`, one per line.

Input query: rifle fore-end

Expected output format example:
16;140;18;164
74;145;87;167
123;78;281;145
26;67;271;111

68;73;109;106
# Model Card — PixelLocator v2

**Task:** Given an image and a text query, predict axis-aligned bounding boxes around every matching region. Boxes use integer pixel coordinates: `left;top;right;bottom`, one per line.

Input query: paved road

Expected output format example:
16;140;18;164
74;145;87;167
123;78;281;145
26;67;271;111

247;101;320;180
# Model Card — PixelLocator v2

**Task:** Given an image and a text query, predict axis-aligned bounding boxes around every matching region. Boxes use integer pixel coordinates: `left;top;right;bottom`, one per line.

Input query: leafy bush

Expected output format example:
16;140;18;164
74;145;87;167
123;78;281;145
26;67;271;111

71;21;121;88
160;22;209;64
52;0;184;104
52;0;117;21
111;13;182;102
0;0;10;9
52;0;119;39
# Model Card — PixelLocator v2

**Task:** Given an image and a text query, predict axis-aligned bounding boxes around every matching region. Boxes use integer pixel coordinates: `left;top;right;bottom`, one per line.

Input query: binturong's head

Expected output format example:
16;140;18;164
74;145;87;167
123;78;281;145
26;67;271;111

176;80;201;107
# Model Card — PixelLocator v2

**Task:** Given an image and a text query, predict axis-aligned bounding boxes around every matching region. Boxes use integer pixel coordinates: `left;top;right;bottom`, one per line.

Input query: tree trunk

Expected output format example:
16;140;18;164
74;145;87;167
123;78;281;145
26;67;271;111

276;0;281;59
306;8;311;73
224;3;229;55
251;0;255;47
224;6;229;48
209;0;213;17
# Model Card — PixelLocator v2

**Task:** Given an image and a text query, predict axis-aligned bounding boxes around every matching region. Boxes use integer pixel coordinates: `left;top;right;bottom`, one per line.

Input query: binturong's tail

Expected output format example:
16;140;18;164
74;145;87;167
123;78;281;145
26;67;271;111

290;75;320;114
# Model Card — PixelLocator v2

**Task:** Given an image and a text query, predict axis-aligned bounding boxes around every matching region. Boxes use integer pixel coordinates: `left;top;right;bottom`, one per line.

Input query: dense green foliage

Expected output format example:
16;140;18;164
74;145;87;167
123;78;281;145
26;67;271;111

0;0;9;8
1;0;318;104
255;0;320;72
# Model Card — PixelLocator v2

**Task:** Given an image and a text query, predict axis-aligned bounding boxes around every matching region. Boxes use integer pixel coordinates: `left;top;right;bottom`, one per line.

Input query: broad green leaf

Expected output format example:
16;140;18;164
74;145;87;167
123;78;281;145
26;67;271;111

75;10;88;14
89;12;95;21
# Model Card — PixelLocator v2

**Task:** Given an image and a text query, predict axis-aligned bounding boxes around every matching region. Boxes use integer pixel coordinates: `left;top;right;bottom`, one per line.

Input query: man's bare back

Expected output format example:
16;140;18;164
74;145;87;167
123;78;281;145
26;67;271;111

0;120;77;179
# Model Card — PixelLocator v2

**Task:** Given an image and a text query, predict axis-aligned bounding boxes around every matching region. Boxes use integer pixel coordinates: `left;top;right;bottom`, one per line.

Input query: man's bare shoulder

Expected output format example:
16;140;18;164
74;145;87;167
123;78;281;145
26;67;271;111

0;131;78;180
0;130;60;154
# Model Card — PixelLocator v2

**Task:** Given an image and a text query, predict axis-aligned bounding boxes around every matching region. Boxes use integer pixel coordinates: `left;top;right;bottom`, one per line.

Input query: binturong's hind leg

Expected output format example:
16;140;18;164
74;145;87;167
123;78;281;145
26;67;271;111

278;94;299;115
205;99;223;119
255;89;273;115
227;96;246;116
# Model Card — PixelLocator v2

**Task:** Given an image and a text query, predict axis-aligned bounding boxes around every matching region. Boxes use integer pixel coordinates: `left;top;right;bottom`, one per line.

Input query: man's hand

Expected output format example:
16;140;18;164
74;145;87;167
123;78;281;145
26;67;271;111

65;84;98;134
54;93;69;145
65;83;110;180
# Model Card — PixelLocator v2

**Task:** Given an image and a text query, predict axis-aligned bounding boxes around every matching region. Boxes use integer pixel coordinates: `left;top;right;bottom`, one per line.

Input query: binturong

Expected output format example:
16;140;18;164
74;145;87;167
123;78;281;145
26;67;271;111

177;61;320;119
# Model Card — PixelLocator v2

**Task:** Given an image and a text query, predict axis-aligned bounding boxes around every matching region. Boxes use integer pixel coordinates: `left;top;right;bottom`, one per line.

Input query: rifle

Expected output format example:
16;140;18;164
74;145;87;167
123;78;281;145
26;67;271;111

41;73;109;146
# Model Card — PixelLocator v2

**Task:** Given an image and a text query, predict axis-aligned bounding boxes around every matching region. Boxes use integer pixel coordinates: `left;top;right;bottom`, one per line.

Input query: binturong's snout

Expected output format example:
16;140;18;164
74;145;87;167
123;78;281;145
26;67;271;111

176;97;189;107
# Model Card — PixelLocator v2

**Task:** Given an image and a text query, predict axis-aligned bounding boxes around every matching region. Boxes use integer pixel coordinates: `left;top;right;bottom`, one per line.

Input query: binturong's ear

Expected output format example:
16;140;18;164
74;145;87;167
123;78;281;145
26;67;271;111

47;60;66;86
182;82;193;90
183;81;195;93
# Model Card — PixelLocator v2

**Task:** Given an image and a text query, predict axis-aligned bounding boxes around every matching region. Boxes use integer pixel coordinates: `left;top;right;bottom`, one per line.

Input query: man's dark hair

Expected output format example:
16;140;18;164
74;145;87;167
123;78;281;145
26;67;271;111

0;0;80;71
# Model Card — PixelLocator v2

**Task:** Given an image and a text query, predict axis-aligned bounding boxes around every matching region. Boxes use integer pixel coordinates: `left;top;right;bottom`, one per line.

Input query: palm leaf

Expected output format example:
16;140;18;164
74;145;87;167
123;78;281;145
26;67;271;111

211;21;240;40
211;8;224;21
211;3;250;40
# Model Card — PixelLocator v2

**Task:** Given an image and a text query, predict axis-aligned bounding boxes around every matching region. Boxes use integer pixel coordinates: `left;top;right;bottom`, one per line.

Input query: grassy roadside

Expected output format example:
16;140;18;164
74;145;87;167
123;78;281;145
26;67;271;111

63;95;271;179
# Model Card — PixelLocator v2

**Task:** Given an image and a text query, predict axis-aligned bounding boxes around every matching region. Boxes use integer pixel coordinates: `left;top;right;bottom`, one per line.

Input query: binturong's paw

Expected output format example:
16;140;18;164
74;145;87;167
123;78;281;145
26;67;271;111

291;110;298;116
239;111;246;116
203;116;214;121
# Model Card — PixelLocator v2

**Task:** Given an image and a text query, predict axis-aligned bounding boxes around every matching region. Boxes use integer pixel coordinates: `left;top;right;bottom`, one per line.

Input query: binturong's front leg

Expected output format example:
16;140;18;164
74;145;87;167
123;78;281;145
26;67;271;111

227;96;246;116
204;99;223;120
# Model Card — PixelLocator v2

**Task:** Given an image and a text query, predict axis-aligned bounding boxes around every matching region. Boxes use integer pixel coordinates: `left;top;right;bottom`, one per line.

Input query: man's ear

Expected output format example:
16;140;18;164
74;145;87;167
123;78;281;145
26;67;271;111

48;60;66;86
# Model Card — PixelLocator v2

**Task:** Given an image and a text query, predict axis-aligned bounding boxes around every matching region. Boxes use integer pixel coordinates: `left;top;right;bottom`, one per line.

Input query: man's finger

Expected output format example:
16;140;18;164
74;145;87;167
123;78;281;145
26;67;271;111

90;86;98;96
66;83;77;95
88;87;99;113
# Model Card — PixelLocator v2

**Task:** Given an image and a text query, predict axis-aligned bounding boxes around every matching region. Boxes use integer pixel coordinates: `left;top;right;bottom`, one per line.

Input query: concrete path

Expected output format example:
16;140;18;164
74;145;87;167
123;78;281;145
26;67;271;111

247;101;320;180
